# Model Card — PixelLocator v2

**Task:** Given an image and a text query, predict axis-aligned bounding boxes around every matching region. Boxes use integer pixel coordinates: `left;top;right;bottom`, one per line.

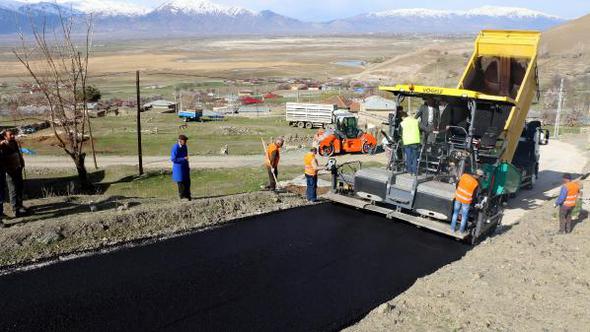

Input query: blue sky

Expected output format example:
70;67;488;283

136;0;590;21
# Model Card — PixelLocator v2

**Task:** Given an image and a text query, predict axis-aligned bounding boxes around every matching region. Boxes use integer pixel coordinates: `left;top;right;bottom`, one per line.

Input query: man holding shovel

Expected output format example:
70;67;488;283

264;137;284;191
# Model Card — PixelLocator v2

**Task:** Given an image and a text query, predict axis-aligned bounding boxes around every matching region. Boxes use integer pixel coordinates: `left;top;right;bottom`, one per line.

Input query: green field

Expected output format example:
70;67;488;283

21;113;311;156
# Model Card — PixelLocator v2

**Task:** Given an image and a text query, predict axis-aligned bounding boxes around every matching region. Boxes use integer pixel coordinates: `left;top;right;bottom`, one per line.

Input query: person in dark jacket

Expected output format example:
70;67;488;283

1;129;27;217
171;134;191;201
0;145;6;228
415;98;440;143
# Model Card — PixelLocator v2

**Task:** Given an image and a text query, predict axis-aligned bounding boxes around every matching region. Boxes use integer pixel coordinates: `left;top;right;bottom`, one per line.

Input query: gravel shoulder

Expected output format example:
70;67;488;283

0;192;308;273
346;135;590;331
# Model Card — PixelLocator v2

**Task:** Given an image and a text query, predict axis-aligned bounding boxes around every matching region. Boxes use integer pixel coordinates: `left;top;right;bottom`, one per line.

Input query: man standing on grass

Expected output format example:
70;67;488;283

0;139;6;228
554;173;580;234
304;147;320;202
265;137;284;191
171;134;191;201
1;129;27;217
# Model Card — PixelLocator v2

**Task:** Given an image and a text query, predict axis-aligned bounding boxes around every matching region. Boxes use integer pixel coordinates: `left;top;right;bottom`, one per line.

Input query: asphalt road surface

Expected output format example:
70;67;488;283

0;204;468;332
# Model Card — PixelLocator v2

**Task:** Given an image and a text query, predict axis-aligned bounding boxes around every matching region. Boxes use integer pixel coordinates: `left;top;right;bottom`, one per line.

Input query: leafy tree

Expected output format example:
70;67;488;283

78;85;102;102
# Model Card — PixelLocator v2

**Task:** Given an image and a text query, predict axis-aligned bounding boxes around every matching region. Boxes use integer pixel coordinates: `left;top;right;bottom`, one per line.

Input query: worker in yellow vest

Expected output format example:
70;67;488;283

450;169;484;233
554;173;581;234
265;137;284;191
304;147;320;202
400;111;421;175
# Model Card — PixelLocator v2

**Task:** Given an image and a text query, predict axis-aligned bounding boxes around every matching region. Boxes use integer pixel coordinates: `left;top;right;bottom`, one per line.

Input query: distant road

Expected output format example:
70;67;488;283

24;151;388;170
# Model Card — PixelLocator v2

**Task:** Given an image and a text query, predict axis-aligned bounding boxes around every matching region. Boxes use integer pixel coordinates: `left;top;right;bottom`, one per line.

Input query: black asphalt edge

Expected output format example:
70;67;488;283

0;201;320;276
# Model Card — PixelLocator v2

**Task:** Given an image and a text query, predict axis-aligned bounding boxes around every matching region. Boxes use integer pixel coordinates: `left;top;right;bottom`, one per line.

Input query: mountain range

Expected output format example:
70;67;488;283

0;0;568;37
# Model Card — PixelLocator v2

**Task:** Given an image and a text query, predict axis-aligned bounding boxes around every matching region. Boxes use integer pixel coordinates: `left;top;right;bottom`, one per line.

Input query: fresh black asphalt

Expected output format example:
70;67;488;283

0;204;468;332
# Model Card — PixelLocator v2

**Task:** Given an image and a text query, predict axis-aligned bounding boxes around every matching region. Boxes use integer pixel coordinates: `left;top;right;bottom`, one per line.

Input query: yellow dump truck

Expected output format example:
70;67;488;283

325;30;548;244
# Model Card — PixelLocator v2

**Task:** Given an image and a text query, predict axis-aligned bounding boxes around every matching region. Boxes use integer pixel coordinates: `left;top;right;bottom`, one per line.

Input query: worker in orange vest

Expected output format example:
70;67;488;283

304;147;320;202
450;169;484;233
265;137;284;191
554;173;581;234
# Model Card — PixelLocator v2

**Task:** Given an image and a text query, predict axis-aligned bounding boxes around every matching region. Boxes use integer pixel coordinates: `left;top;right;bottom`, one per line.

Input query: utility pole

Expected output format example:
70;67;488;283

554;78;564;139
179;91;183;113
136;70;144;176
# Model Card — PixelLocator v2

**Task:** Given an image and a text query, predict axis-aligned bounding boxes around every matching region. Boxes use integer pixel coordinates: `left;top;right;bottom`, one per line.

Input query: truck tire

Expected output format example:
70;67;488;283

297;121;305;129
470;212;486;245
305;122;313;129
525;165;537;190
526;173;536;190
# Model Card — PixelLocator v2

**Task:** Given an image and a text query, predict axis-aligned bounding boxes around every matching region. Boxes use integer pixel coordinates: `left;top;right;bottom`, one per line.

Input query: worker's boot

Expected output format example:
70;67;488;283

14;207;27;218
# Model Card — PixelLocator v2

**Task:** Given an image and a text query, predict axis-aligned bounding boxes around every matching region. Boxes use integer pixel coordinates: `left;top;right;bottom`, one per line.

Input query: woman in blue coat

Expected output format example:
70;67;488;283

171;134;191;200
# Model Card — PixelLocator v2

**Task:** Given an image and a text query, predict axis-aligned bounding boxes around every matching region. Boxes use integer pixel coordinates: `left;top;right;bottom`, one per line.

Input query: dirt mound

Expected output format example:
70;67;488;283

218;126;262;136
284;133;314;146
346;192;590;331
32;134;62;147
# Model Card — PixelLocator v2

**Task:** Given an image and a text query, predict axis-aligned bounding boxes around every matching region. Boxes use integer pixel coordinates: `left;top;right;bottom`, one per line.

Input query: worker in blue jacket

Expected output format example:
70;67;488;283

171;134;191;200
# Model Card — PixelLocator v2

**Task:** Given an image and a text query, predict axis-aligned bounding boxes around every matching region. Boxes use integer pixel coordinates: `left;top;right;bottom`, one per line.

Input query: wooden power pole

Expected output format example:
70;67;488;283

554;78;564;139
136;70;144;175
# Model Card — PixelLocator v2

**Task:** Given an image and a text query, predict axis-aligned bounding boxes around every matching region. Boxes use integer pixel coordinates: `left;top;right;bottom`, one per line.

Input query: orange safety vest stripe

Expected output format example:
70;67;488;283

455;174;479;204
304;152;317;176
266;143;280;167
564;181;580;207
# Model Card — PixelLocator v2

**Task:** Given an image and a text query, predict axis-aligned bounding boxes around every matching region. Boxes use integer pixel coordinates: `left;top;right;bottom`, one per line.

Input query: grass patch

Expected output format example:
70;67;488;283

25;165;304;199
21;113;312;156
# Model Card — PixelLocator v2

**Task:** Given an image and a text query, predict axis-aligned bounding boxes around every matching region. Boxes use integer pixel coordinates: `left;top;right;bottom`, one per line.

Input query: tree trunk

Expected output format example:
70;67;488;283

72;152;93;191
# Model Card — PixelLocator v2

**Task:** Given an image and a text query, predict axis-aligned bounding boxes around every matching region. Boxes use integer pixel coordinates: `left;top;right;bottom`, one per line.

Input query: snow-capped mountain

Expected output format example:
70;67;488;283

464;6;560;19
0;0;23;11
62;0;149;16
373;6;560;19
154;0;253;17
114;0;304;36
5;0;148;16
0;2;568;37
325;6;564;33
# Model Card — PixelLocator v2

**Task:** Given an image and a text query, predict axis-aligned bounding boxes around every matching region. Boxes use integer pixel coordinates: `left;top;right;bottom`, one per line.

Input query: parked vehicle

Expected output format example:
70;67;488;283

286;103;337;129
316;111;377;156
178;108;203;122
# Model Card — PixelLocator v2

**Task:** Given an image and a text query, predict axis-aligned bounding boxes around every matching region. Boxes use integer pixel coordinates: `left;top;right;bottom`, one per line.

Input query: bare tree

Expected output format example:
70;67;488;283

13;11;96;189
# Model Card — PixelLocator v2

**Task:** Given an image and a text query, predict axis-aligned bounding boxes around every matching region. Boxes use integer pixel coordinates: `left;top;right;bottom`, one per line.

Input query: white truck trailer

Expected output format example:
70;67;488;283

286;103;337;129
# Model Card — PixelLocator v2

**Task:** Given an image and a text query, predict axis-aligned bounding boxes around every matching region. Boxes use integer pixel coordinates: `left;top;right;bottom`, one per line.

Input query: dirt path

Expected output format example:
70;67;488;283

502;139;587;225
23;151;387;170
